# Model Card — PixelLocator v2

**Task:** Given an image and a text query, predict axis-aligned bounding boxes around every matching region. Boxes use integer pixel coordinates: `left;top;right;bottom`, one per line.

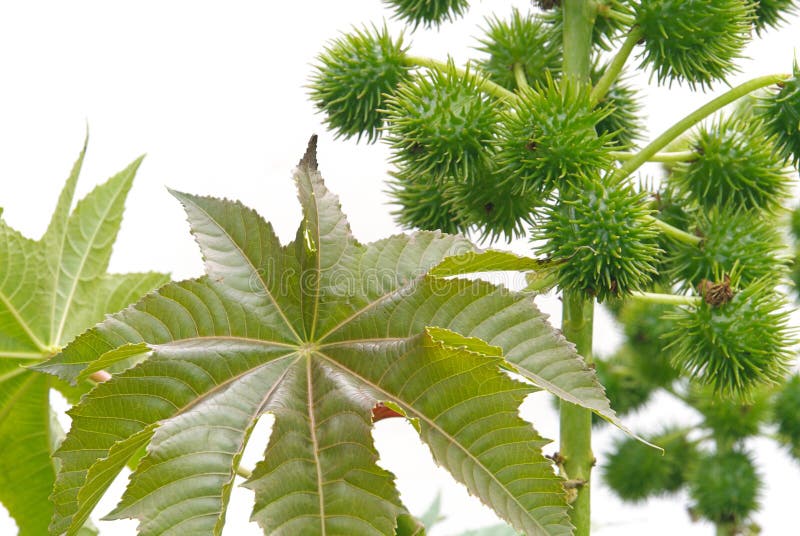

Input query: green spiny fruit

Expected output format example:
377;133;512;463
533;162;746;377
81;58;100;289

603;427;695;502
385;62;499;183
388;169;465;234
772;374;800;460
537;177;661;302
760;64;800;168
689;449;761;525
592;65;643;148
593;346;656;421
451;165;538;242
495;79;615;197
634;0;753;89
790;203;800;239
383;0;469;27
751;0;798;34
475;9;562;91
310;25;411;142
688;382;771;444
618;298;680;386
669;207;786;290
670;116;792;212
666;278;794;397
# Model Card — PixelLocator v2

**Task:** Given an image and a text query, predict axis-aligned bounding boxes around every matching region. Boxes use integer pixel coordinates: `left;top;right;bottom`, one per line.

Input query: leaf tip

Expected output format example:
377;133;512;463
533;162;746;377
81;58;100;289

299;134;319;171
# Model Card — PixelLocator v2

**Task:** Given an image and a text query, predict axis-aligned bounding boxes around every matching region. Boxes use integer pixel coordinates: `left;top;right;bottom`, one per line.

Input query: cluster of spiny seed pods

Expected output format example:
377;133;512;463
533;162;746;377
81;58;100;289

311;0;800;532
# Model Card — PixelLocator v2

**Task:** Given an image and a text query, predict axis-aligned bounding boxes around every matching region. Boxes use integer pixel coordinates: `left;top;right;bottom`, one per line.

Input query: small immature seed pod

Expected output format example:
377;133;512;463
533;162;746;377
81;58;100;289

593;346;655;421
388;169;465;235
495;79;615;197
537;177;661;302
384;62;499;184
670;116;792;212
760;64;800;169
383;0;469;27
634;0;752;89
603;428;695;502
751;0;798;34
772;374;800;460
666;278;794;397
688;383;771;443
475;9;562;91
591;65;643;148
310;26;411;143
617;298;680;386
689;449;761;525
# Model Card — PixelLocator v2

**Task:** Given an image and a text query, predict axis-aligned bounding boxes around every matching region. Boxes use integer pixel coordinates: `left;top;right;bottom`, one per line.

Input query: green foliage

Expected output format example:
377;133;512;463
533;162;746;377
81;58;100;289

475;9;561;91
666;279;793;397
537;178;660;302
36;138;621;536
310;25;411;142
495;79;614;197
689;449;761;525
634;0;752;89
670;116;792;212
0;139;168;535
760;64;800;168
669;207;786;290
383;0;469;27
772;374;800;459
385;62;497;182
603;428;695;502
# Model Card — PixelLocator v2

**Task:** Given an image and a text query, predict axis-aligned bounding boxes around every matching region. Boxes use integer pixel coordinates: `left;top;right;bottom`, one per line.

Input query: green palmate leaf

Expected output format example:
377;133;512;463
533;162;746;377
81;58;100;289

38;137;620;536
0;137;168;536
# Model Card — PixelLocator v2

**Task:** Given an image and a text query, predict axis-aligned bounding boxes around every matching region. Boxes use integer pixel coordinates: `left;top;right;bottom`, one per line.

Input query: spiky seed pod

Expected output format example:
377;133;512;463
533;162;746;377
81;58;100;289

475;9;561;91
689;449;761;525
593;346;655;421
688;383;771;444
670;117;792;212
666;278;794;397
591;66;643;148
310;26;411;143
545;0;633;51
634;0;752;89
618;299;680;386
603;428;695;502
450;166;538;242
383;0;469;27
772;374;800;460
759;64;800;168
790;203;800;240
495;79;615;197
388;170;465;234
384;63;498;183
669;207;786;291
537;178;661;302
752;0;798;34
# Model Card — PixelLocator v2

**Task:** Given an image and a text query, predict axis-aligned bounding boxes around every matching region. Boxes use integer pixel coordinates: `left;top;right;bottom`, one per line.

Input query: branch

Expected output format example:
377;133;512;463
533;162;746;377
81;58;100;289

614;74;791;180
629;291;701;306
648;216;703;246
590;27;643;105
610;150;697;163
513;62;530;91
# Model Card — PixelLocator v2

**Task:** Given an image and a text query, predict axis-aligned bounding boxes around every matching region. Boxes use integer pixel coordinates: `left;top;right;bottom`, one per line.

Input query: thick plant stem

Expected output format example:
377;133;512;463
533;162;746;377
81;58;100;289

614;74;790;180
560;292;594;536
560;3;596;535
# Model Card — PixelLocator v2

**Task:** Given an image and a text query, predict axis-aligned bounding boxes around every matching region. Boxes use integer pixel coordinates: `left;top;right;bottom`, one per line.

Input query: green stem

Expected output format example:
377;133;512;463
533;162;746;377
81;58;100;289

405;56;519;102
648;216;702;246
614;74;790;180
610;150;697;163
560;292;594;535
559;3;596;534
629;291;701;306
513;62;530;91
590;27;643;105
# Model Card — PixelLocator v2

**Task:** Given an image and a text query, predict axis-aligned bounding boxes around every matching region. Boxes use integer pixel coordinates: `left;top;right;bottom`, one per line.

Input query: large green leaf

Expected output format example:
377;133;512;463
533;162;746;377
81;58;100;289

39;136;615;536
0;138;168;536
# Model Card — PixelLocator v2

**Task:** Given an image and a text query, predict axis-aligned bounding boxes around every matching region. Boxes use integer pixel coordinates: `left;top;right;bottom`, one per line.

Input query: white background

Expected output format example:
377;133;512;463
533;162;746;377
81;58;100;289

0;1;799;534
